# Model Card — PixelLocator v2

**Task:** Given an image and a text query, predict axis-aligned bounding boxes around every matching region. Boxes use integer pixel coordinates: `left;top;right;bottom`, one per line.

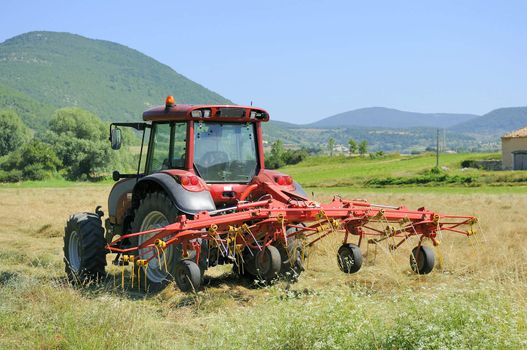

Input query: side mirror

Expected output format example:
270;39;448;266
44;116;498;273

110;127;122;150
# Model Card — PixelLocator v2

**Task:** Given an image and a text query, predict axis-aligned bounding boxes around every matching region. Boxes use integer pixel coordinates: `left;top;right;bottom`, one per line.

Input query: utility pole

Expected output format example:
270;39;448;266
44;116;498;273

436;129;440;168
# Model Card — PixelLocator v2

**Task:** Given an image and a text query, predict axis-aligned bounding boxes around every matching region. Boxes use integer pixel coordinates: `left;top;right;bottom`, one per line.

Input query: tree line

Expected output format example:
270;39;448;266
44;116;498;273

0;108;134;182
327;137;368;157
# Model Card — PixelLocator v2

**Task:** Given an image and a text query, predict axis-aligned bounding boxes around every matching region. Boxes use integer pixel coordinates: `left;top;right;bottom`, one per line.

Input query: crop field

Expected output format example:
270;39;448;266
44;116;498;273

0;182;525;349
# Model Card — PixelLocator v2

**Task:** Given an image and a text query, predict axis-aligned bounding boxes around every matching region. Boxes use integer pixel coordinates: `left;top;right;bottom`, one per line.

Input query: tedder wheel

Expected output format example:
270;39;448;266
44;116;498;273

63;213;107;284
131;192;207;292
174;260;202;292
337;243;363;274
410;245;435;274
274;236;307;281
254;245;281;282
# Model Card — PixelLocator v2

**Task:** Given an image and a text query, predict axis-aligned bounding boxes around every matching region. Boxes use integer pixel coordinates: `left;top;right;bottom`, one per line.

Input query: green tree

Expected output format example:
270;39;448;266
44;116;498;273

348;138;357;155
358;140;368;157
328;137;335;157
0;110;30;156
46;108;111;179
266;140;286;169
1;140;61;181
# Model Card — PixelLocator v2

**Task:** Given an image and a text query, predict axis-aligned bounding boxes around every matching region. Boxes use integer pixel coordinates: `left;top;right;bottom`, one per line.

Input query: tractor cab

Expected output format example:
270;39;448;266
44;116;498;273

106;97;303;239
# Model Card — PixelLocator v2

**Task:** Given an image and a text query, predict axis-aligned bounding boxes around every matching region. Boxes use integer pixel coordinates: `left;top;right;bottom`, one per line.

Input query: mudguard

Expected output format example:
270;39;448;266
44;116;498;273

132;172;216;215
108;178;136;221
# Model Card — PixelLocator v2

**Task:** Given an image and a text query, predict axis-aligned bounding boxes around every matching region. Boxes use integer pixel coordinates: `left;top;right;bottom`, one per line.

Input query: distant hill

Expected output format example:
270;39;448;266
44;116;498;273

0;31;524;153
305;107;478;129
0;31;231;128
449;106;527;136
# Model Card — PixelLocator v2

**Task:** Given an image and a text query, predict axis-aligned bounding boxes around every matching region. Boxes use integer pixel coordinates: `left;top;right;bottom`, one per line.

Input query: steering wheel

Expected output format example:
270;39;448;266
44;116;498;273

199;151;229;168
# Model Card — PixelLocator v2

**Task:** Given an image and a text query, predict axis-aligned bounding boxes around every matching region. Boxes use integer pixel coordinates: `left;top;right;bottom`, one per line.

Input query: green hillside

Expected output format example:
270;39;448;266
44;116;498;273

0;83;55;129
450;106;527;136
0;31;231;127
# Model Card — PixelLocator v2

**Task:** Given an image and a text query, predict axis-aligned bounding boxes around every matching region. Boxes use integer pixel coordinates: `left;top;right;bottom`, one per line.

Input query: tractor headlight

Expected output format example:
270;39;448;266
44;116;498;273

191;109;211;118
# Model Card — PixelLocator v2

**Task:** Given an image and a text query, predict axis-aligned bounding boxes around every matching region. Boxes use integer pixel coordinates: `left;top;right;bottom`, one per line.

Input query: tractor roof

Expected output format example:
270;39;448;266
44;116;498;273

143;104;269;122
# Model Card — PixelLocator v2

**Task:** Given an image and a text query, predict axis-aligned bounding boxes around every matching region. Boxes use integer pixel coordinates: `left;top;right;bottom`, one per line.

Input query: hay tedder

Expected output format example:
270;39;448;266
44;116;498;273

63;96;477;292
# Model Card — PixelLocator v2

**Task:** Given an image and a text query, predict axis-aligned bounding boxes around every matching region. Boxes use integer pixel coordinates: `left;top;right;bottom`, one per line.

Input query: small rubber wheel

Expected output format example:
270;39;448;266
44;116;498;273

275;239;306;281
410;246;435;274
337;243;363;274
254;245;281;282
233;248;257;278
63;212;107;284
174;260;202;292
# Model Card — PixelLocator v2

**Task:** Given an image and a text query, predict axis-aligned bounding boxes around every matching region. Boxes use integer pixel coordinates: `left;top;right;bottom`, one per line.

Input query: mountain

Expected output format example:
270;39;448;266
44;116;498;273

0;31;231;128
306;107;478;129
449;106;527;136
0;31;523;153
0;82;55;128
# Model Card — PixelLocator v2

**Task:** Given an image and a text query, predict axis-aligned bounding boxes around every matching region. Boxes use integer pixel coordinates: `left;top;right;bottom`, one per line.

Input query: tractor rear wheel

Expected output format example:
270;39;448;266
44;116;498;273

337;243;363;274
131;192;207;292
410;245;435;274
63;213;107;284
131;192;181;292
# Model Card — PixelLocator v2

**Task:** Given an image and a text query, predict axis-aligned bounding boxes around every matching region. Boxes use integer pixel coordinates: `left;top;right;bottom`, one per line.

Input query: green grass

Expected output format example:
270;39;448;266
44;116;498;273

283;153;494;186
0;177;113;189
308;185;527;195
1;274;525;350
1;183;526;349
282;153;527;192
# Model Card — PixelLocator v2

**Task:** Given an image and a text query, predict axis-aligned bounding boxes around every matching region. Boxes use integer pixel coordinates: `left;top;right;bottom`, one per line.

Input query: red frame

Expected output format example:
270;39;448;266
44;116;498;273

108;101;478;278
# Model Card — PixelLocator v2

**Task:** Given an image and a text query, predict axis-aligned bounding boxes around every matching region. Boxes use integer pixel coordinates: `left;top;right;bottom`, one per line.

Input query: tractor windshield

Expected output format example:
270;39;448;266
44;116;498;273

194;122;257;183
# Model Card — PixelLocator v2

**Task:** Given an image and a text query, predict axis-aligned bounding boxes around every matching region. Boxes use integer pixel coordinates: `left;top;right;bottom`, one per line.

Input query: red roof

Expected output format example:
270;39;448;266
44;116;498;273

142;104;269;122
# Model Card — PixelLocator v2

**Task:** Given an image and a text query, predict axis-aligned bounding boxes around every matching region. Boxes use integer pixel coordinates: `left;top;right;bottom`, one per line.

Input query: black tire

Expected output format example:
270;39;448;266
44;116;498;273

131;192;180;291
337;243;363;274
131;192;207;292
275;238;306;281
254;245;281;282
233;248;257;278
174;260;202;292
410;246;435;274
63;213;107;284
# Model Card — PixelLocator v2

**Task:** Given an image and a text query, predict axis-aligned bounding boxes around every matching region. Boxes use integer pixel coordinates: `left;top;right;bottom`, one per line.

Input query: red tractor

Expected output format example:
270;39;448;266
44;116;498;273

63;96;477;292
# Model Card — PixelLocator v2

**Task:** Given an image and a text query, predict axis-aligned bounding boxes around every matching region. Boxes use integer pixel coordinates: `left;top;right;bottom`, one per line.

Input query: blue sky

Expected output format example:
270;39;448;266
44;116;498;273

1;0;526;123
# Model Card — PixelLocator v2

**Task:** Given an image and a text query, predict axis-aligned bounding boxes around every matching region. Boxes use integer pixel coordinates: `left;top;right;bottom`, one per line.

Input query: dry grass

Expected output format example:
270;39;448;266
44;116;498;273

0;185;526;349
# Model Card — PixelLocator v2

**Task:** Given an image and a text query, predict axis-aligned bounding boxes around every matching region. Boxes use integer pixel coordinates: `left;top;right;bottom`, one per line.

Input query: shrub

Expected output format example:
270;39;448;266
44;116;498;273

365;168;476;187
45;108;111;180
461;159;481;169
0;109;30;156
0;140;61;181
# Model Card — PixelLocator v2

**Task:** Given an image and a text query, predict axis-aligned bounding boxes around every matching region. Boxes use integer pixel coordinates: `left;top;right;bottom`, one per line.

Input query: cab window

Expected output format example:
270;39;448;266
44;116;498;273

148;122;186;173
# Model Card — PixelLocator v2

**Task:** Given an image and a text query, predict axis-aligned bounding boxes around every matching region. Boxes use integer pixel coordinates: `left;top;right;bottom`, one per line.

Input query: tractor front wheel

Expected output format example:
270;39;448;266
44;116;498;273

337;243;363;274
410;245;435;274
63;213;107;284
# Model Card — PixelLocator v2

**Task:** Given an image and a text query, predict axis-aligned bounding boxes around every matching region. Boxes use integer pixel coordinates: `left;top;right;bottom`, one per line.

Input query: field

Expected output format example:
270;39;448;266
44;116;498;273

283;153;527;190
0;180;526;349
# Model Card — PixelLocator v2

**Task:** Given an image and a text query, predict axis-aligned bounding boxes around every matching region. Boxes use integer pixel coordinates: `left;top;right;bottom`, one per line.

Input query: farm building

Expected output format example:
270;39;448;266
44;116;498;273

502;127;527;170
